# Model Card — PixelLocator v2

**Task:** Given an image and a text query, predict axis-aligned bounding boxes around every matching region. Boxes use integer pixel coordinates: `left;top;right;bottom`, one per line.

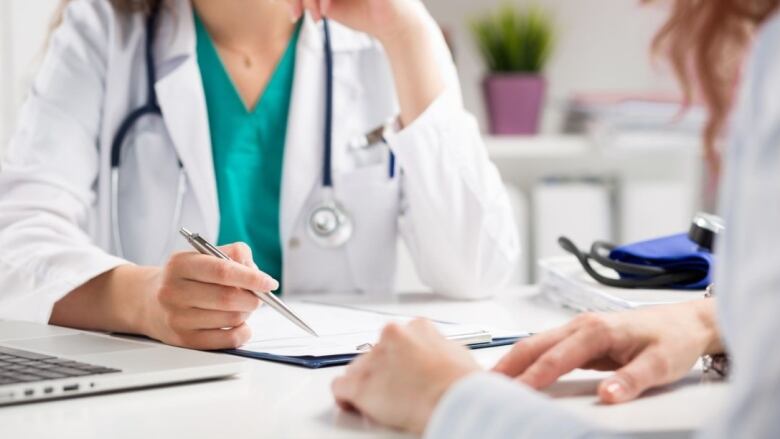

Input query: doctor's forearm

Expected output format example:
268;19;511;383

378;15;446;126
50;265;156;335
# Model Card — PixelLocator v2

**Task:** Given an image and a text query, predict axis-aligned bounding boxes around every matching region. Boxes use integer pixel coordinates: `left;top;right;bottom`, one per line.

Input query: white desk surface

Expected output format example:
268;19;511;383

0;287;727;439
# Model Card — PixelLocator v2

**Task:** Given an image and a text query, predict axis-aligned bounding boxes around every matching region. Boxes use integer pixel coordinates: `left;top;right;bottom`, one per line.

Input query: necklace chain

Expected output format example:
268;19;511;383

214;43;254;69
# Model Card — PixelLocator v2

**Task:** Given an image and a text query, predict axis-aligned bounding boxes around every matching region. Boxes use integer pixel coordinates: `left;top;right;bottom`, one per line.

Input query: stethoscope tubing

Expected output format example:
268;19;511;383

558;236;702;289
322;18;335;188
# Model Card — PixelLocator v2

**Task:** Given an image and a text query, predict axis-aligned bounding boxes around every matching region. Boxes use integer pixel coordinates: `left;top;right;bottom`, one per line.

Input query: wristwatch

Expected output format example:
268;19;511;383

702;284;730;378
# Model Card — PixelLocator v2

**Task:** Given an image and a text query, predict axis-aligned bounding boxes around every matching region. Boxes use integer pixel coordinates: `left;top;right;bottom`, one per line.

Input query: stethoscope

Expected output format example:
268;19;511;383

110;2;394;258
559;212;724;289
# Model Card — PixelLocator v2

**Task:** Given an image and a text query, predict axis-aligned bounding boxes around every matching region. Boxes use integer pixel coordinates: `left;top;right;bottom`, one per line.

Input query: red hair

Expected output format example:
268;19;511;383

653;0;778;174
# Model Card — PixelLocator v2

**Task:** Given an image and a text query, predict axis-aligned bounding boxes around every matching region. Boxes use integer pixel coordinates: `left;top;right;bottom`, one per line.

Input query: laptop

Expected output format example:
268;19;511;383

0;320;246;405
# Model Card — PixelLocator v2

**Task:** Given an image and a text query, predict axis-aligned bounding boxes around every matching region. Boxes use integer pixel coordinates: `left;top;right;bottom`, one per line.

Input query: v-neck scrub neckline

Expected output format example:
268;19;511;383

195;13;302;294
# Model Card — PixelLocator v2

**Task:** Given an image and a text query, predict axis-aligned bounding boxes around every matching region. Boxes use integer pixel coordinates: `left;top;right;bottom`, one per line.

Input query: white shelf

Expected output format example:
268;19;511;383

484;134;701;161
485;135;592;159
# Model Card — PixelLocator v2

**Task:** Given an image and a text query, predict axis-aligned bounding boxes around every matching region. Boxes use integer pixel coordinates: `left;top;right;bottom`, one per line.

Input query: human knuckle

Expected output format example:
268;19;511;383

372;341;390;356
166;252;187;269
236;242;252;257
246;298;261;311
381;323;403;340
648;352;671;377
227;312;246;327
409;317;427;327
538;353;562;371
411;318;436;332
217;289;239;309
576;313;605;329
166;311;187;330
213;262;233;282
161;312;176;331
229;327;249;348
167;328;190;347
156;283;175;303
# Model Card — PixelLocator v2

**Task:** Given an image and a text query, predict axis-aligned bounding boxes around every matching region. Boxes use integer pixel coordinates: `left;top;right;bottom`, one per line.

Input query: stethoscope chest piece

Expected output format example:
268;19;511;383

307;190;353;248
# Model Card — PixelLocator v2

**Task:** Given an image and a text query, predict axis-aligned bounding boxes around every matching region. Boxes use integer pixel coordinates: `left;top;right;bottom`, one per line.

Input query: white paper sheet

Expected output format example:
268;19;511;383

538;256;707;312
240;302;492;357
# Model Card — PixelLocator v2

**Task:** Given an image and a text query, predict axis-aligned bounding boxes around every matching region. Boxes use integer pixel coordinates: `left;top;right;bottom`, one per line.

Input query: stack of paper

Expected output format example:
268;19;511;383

562;93;704;152
539;256;706;312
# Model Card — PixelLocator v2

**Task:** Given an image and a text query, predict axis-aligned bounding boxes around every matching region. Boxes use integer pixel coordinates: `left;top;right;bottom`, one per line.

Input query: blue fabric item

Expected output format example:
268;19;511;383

609;233;714;290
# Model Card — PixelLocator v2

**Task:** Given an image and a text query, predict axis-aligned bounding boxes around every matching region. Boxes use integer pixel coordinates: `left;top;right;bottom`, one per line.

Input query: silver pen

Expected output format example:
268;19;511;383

179;228;318;337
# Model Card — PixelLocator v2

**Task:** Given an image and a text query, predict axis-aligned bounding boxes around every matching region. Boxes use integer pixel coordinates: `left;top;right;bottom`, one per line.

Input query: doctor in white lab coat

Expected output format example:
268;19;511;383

0;0;518;349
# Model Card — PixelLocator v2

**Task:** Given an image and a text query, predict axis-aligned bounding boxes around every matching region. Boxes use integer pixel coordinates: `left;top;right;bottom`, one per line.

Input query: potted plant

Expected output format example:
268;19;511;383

471;4;555;135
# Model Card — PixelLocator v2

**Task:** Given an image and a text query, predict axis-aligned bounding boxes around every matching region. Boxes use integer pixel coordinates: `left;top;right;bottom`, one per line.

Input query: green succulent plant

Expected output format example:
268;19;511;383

470;3;555;73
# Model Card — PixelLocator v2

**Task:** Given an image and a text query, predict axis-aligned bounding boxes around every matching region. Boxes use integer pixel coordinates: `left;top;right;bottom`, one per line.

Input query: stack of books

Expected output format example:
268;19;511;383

562;93;705;151
538;256;707;312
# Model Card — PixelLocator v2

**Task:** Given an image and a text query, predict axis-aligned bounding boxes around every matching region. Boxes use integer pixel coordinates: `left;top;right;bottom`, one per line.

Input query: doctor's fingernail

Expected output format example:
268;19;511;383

267;278;280;291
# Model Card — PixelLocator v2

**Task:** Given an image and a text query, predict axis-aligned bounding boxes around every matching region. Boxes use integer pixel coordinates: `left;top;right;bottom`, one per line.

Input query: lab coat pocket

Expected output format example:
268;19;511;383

337;163;400;294
116;120;181;264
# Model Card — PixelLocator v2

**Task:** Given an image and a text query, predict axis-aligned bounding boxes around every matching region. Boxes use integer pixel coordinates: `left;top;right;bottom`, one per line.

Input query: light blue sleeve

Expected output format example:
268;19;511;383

694;13;780;439
425;372;607;439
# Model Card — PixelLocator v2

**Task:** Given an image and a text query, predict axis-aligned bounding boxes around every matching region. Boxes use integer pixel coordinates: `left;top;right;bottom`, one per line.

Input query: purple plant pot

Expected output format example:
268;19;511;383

483;74;546;135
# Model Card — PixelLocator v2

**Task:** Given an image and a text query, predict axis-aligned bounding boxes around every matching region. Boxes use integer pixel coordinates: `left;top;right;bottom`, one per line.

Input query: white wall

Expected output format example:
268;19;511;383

0;1;13;149
0;0;59;153
424;0;678;132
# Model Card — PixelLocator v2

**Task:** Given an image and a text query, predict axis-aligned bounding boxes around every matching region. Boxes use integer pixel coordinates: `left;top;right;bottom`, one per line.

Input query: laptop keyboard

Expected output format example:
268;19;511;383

0;346;121;385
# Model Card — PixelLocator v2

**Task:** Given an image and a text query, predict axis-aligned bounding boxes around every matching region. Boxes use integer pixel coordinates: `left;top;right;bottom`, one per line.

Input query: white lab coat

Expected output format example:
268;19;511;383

0;0;518;322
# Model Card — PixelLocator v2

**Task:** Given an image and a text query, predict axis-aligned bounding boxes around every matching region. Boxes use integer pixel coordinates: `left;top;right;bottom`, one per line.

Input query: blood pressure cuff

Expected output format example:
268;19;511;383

609;233;713;290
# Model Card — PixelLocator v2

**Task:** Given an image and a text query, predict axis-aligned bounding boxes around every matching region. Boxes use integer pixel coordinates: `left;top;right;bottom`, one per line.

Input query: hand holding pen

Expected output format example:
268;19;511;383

180;229;318;338
141;239;279;350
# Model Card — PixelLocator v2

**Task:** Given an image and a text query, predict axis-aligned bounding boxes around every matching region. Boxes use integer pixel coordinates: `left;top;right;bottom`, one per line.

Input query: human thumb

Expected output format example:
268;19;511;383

598;350;668;404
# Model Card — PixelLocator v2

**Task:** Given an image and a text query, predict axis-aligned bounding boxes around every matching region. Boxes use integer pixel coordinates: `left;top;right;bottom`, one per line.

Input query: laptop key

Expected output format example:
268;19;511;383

1;364;25;371
0;347;54;360
0;346;122;386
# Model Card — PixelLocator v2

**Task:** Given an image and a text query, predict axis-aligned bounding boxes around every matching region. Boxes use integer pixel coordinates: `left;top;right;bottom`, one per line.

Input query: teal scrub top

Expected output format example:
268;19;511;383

195;14;301;293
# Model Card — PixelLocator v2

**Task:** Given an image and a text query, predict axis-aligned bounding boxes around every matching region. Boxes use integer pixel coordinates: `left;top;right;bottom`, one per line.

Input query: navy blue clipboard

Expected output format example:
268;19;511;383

223;335;527;369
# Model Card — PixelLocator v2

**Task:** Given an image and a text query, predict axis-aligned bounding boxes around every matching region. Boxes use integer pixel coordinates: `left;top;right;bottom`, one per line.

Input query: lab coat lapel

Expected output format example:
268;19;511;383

154;0;220;239
280;17;325;242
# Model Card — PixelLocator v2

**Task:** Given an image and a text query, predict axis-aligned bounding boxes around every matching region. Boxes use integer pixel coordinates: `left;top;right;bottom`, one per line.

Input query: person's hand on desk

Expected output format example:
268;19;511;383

493;299;723;404
332;319;480;434
51;242;278;350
